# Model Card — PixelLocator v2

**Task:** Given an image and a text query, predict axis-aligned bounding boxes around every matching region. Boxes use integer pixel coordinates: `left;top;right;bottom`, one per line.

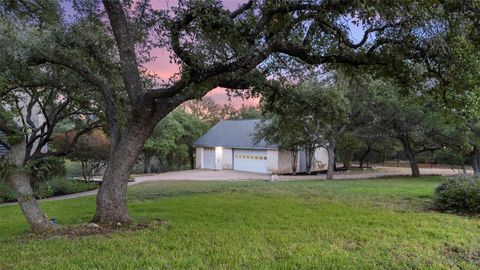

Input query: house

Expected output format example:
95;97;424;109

0;94;48;158
0;131;7;158
194;119;328;174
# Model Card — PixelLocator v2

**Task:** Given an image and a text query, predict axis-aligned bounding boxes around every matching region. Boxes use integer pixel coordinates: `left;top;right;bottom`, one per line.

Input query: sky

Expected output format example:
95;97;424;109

64;1;366;107
142;1;366;107
145;0;259;107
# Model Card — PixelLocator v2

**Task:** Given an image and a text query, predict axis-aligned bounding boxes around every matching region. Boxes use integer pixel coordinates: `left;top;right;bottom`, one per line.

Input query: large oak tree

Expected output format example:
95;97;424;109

1;0;459;225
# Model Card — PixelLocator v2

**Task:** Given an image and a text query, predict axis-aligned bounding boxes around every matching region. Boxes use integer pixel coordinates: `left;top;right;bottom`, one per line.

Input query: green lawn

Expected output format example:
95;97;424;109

1;176;479;269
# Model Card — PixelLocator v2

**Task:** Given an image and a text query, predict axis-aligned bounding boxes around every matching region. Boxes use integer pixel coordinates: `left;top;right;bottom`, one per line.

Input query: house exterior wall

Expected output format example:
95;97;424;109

0;131;7;158
298;150;307;173
214;147;223;170
195;147;203;169
221;148;233;169
1;94;48;157
266;149;279;173
312;147;328;171
277;150;295;174
277;148;329;174
195;146;328;174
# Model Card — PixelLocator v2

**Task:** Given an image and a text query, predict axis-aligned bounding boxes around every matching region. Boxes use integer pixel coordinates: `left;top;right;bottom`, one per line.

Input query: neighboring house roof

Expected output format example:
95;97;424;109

194;119;278;149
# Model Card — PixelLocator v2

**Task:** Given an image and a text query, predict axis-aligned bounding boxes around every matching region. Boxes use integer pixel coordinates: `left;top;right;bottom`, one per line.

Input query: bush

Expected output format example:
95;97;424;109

435;149;466;166
26;157;66;183
0;160;14;181
34;181;54;199
433;174;480;214
35;177;99;199
1;176;99;202
0;180;16;203
64;159;83;178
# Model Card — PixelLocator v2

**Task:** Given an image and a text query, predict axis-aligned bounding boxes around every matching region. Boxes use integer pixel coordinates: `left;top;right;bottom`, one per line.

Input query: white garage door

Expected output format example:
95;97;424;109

233;149;268;173
203;147;215;169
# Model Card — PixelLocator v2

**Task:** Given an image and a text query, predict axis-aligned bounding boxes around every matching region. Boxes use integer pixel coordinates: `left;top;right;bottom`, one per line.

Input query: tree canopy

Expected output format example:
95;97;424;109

258;77;350;177
143;109;208;172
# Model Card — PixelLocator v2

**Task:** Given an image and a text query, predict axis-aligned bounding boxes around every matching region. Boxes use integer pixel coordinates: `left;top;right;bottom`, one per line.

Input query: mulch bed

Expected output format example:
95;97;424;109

18;219;166;242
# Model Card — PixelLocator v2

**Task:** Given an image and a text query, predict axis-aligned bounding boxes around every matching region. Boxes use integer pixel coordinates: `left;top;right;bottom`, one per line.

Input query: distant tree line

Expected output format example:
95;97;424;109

256;73;476;179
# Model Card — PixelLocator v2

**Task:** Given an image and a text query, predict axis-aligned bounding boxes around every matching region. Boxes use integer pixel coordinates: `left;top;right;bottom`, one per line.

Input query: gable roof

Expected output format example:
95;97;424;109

194;119;277;149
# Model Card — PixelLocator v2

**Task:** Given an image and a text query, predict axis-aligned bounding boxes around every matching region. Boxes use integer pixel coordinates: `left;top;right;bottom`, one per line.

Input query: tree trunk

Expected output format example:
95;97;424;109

471;157;479;175
326;139;336;180
93;116;157;225
189;146;195;169
290;150;298;175
359;145;372;168
81;161;87;181
402;139;420;177
305;147;315;174
471;146;480;175
342;149;352;170
6;142;54;233
176;155;181;171
143;151;153;174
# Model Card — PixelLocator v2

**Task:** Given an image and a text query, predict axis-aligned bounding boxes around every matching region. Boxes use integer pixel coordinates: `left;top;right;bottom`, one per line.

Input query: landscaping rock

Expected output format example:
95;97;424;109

87;223;100;228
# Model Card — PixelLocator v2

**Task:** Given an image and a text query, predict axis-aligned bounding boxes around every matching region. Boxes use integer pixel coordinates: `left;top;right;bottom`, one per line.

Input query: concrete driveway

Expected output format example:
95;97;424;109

135;169;269;182
135;167;461;183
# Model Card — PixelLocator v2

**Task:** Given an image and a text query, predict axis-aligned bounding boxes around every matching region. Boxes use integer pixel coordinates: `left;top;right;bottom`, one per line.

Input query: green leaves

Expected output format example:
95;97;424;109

0;159;15;179
258;76;351;151
144;109;208;169
0;109;23;145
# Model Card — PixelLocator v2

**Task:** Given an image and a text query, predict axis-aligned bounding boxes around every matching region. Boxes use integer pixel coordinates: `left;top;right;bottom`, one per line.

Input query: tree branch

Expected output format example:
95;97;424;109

229;0;254;19
29;54;121;150
29;121;102;160
102;0;145;105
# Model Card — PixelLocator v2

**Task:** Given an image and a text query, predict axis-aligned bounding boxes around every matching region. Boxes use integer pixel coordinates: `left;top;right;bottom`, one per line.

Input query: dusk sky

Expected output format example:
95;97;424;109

145;0;258;107
65;1;365;107
142;1;366;107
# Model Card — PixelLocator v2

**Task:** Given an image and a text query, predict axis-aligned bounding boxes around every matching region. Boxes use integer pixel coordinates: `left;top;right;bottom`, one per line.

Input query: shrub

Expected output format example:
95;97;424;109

0;180;16;203
26;157;66;183
433;174;480;214
64;159;83;178
34;177;99;199
0;160;14;180
1;177;99;202
34;181;55;199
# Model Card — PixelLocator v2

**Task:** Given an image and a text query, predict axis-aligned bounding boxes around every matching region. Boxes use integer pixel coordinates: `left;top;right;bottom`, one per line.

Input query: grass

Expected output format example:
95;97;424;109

0;176;479;269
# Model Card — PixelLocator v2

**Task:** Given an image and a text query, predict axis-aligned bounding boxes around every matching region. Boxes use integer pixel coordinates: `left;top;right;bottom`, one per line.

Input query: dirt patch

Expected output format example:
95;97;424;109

443;244;480;266
18;219;166;242
341;239;366;251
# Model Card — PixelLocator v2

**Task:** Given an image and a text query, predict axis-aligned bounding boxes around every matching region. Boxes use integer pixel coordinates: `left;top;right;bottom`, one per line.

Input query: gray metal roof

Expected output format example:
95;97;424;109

194;119;278;149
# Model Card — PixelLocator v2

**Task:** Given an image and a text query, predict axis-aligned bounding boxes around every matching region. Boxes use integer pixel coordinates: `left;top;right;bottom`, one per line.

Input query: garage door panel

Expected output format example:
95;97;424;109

234;149;268;173
203;148;215;169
